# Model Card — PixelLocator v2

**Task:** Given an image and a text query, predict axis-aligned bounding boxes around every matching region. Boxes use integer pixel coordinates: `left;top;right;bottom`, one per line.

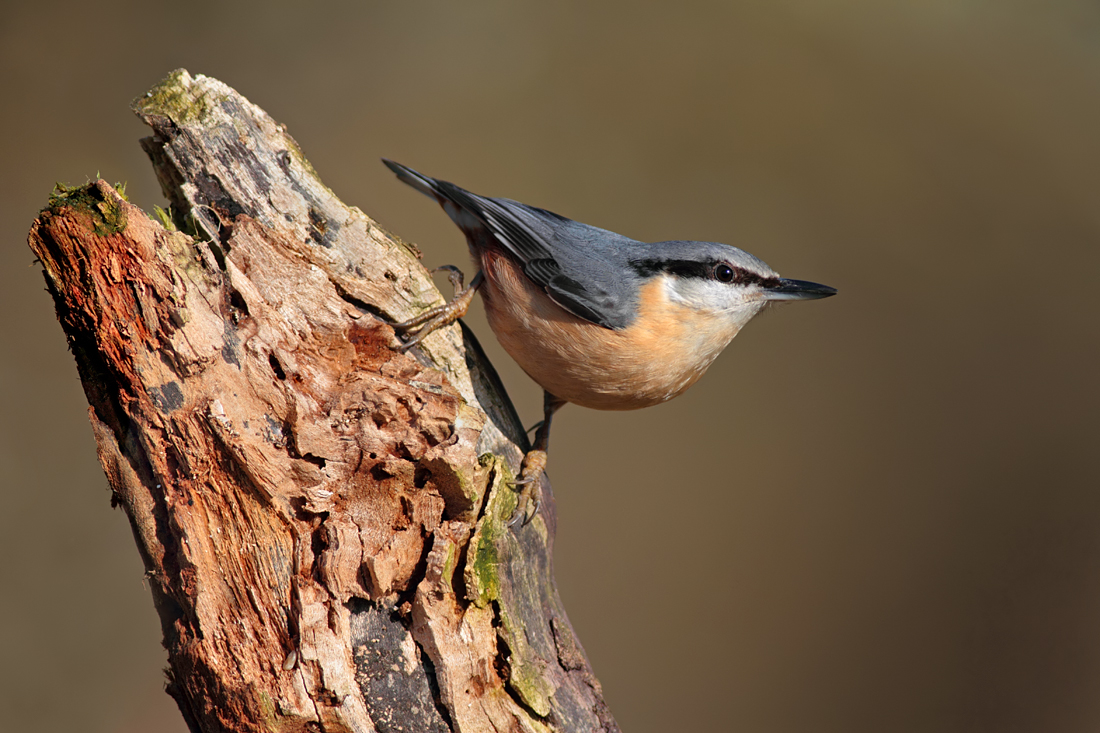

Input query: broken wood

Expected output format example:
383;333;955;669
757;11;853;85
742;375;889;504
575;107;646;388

28;69;617;733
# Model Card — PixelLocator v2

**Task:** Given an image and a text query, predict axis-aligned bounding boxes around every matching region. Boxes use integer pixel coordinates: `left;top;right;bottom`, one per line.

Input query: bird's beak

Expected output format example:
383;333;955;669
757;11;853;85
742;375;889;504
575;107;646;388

764;278;837;301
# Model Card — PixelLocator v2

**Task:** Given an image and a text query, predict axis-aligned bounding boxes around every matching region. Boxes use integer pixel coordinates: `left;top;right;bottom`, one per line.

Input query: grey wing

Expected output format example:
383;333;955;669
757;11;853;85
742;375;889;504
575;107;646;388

522;255;626;328
383;159;635;329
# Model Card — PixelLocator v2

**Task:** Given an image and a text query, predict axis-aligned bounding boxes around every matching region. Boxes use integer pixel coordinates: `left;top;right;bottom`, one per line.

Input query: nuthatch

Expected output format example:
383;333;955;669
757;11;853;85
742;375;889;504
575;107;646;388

382;160;836;524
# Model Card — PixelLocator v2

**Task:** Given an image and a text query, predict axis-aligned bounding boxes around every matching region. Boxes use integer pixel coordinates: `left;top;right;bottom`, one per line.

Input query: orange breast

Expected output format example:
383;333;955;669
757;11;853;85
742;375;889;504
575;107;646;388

478;252;738;410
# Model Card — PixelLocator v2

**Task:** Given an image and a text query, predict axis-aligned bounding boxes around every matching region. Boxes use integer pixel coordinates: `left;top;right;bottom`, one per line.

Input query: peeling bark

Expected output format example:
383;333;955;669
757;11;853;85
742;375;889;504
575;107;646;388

28;69;618;733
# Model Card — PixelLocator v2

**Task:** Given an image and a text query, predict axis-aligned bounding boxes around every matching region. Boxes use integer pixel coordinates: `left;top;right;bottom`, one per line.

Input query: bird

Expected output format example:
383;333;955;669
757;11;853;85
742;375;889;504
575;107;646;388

381;159;836;525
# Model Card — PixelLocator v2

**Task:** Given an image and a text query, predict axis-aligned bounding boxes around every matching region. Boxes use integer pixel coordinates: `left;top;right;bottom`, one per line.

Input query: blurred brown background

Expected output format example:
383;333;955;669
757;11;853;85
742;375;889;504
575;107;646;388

3;1;1099;731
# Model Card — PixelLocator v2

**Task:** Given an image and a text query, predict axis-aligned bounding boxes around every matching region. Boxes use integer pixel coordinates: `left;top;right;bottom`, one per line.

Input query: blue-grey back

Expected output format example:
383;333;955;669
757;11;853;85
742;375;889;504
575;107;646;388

383;159;778;331
489;197;649;328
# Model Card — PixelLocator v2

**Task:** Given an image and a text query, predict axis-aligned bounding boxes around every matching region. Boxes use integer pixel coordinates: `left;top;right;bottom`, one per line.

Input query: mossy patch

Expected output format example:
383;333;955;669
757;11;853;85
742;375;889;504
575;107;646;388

463;455;555;718
152;204;177;231
257;690;278;727
464;454;511;609
48;182;128;236
132;68;223;126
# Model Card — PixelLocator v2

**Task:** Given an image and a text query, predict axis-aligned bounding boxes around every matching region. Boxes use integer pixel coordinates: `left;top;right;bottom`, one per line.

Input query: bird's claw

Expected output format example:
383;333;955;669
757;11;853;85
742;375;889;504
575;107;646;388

387;267;482;352
507;449;546;527
432;264;465;291
507;494;541;528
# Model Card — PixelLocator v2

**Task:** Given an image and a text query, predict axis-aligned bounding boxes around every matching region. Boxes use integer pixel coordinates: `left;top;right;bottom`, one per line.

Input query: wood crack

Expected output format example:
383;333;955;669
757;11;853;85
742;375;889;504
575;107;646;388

27;68;620;733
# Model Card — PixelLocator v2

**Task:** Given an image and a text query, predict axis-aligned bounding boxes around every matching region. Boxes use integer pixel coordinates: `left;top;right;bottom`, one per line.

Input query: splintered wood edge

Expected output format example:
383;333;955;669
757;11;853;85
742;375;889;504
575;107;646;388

25;69;620;733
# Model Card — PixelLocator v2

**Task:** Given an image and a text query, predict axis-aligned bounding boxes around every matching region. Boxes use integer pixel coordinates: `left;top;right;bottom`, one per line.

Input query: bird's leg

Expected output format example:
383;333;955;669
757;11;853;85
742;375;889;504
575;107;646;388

509;391;566;527
391;267;484;352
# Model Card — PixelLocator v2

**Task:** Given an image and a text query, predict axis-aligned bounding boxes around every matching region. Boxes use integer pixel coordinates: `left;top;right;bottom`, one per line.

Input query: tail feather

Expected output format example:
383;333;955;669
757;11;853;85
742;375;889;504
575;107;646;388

381;158;441;201
382;158;556;266
380;159;623;329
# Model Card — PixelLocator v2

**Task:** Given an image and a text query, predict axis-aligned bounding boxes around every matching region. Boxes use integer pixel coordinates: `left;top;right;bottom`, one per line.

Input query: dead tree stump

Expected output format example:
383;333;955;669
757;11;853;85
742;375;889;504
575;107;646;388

27;69;618;733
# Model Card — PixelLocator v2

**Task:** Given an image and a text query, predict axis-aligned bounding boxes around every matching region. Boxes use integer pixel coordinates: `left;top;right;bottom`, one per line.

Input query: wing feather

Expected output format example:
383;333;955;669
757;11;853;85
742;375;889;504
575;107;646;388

384;159;632;329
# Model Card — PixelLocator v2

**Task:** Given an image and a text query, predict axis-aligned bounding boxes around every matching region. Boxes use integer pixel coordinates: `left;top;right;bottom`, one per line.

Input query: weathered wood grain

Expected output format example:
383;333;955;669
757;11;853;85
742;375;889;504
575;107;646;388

28;69;617;733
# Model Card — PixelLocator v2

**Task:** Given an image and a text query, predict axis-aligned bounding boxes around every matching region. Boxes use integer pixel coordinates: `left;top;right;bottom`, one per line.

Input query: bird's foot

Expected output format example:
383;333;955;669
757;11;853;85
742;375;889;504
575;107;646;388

507;449;546;527
390;267;481;352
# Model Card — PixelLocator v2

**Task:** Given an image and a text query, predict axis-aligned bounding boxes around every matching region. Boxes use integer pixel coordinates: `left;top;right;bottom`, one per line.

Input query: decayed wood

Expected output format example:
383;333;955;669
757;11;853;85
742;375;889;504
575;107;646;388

28;69;617;733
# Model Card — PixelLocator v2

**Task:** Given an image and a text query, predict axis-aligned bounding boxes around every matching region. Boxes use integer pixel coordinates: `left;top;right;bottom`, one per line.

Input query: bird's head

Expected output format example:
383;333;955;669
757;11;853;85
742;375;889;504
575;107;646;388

630;241;836;337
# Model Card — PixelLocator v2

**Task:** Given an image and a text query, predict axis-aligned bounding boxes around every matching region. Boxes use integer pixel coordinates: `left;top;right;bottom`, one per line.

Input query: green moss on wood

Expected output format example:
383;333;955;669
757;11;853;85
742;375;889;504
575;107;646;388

465;454;510;609
132;69;224;126
48;182;128;236
463;455;555;717
152;204;177;231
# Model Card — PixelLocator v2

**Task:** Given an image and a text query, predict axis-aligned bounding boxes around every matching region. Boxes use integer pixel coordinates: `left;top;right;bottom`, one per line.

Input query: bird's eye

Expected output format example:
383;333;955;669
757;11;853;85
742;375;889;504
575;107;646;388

714;264;735;283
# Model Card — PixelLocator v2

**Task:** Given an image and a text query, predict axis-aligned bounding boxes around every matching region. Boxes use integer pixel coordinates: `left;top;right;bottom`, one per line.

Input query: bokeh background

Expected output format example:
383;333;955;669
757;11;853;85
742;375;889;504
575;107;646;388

3;1;1099;731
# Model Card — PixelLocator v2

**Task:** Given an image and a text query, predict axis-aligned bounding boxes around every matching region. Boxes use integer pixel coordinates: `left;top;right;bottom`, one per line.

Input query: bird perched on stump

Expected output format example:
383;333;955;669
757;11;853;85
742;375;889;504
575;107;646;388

382;159;836;525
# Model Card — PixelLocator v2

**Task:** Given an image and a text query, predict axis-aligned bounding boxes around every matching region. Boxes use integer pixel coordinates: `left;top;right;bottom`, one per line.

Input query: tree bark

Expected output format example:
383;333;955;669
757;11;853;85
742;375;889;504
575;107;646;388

28;69;618;733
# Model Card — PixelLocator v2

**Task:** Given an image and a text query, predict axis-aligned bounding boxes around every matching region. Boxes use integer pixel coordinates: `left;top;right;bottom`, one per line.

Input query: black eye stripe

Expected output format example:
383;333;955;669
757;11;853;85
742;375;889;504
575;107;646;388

630;258;780;287
629;258;709;279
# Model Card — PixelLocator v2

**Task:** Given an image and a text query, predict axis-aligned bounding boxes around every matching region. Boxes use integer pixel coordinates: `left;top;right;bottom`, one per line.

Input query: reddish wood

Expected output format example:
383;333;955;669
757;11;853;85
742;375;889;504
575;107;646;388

27;70;617;733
